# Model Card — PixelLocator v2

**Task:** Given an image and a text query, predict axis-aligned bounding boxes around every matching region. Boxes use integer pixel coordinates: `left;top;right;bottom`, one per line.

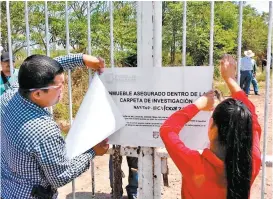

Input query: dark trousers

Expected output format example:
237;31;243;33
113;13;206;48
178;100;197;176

240;70;252;94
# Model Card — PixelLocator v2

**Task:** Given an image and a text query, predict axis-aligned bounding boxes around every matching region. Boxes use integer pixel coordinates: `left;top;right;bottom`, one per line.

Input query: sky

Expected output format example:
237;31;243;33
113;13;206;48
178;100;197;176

246;1;270;13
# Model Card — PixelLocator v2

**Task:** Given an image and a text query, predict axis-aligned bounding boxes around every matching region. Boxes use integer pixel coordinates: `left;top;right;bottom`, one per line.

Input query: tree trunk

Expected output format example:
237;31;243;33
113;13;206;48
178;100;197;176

112;145;123;199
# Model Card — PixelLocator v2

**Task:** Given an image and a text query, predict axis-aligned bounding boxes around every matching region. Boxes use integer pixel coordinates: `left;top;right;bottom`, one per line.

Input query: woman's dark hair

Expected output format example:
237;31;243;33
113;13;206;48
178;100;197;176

18;54;63;98
212;98;253;199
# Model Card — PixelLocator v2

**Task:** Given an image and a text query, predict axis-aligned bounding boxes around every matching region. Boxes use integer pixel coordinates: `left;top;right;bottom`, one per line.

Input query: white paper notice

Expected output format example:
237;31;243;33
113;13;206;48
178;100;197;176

100;67;213;149
65;73;126;159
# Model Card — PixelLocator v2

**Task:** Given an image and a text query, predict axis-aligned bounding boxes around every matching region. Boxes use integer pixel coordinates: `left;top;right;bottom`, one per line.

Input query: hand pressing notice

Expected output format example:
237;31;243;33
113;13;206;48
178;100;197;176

93;138;109;156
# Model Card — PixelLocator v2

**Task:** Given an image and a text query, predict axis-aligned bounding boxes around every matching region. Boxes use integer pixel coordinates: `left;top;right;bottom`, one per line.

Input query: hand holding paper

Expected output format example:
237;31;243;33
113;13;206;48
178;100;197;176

83;55;105;74
93;138;109;156
194;90;215;111
65;73;126;159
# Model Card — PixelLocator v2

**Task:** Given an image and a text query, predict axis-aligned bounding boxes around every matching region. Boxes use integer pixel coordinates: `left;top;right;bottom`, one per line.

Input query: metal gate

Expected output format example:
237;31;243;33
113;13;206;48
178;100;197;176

2;1;272;199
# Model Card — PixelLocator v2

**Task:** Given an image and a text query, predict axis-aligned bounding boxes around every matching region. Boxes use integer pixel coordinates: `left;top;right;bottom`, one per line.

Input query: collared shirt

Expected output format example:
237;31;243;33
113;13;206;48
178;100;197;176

0;69;19;95
240;56;254;71
1;54;95;199
160;91;261;199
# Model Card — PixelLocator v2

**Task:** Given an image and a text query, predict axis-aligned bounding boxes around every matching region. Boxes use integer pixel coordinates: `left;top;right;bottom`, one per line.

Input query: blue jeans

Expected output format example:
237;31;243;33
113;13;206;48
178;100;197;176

109;155;138;198
251;75;259;94
240;70;252;95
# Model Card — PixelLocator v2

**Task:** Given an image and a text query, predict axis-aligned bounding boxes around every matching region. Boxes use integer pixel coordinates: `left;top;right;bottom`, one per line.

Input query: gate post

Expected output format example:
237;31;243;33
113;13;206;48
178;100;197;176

137;2;163;198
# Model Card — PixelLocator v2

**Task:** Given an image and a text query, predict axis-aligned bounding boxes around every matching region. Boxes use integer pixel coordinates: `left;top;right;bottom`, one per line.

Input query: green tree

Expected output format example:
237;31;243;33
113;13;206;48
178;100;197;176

1;1;268;67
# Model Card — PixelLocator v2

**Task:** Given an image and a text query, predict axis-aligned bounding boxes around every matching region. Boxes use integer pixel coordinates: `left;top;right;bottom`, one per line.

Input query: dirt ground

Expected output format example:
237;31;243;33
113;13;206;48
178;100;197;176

58;84;272;199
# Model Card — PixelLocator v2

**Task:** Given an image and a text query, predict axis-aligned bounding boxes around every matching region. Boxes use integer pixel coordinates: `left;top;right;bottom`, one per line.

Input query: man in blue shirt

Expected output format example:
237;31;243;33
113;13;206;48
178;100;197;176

1;53;108;199
0;52;19;95
240;50;255;95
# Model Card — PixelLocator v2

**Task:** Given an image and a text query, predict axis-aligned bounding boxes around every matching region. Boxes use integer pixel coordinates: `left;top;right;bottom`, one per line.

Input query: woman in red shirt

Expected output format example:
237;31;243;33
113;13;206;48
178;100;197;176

160;55;261;199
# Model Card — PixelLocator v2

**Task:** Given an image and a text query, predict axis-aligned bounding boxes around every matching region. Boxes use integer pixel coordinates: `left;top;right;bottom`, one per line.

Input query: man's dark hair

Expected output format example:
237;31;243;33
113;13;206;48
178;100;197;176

18;54;63;98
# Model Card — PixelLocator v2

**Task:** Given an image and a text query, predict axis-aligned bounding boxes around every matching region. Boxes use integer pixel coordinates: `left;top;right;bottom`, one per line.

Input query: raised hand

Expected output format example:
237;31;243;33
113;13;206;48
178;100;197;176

83;55;105;74
194;90;215;111
220;54;242;94
220;54;237;81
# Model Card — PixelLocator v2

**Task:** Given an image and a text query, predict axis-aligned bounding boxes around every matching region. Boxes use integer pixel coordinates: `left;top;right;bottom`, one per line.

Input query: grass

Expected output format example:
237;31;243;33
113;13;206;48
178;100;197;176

53;68;89;122
214;81;230;96
256;69;268;82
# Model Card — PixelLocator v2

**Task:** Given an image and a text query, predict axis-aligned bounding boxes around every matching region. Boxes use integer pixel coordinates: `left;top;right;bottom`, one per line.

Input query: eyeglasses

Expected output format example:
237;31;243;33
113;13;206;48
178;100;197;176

28;84;62;92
